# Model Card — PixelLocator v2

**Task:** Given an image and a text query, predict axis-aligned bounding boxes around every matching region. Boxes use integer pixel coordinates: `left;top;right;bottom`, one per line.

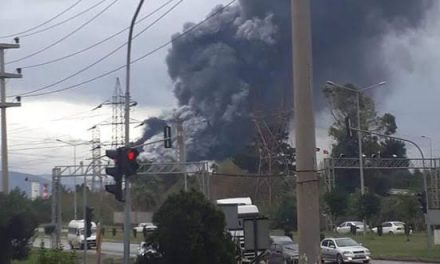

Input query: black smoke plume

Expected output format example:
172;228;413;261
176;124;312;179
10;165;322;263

141;0;431;161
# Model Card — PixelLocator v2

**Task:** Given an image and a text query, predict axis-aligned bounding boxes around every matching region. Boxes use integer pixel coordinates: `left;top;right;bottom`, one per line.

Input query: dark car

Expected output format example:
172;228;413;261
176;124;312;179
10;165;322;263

269;235;299;264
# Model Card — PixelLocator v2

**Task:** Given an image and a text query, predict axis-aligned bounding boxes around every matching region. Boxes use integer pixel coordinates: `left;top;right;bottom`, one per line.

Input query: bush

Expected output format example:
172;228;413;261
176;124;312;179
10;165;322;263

152;190;236;264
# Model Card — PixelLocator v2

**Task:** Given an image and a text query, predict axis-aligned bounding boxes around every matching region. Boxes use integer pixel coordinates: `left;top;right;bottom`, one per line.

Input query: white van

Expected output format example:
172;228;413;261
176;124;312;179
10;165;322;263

67;220;97;249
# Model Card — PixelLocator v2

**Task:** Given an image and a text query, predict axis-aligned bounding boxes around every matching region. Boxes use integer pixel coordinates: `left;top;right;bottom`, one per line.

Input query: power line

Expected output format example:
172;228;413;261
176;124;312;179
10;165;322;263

13;0;185;97
0;0;85;39
6;0;120;65
22;0;178;69
17;0;110;39
17;0;237;98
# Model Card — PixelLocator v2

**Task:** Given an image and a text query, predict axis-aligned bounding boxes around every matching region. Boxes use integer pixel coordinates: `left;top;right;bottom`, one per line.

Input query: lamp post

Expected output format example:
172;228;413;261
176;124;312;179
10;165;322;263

56;139;86;220
326;80;386;235
421;135;433;167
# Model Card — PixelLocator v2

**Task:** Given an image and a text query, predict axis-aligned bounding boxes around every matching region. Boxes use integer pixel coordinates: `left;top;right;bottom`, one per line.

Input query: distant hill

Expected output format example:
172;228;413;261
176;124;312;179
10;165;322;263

1;171;51;197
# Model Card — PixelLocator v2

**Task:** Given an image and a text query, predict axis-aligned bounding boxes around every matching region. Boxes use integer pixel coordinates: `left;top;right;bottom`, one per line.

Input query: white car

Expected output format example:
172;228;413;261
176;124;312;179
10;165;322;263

336;221;369;234
321;237;371;264
67;220;97;249
133;222;157;233
371;221;409;235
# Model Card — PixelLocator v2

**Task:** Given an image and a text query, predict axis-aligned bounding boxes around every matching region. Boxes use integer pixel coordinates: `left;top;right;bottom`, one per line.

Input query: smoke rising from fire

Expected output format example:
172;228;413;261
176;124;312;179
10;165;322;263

141;0;431;161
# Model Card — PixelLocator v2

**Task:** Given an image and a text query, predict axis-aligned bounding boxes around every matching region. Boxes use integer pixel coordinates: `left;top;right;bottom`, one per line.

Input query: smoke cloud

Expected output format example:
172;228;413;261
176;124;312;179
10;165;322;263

141;0;431;161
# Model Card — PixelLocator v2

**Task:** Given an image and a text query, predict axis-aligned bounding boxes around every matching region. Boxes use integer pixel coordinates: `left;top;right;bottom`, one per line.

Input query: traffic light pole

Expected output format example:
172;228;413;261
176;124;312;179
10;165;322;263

124;1;144;263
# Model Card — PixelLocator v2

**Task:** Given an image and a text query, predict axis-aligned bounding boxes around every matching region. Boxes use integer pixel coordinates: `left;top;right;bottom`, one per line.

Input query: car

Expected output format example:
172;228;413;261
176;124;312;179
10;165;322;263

371;221;410;235
133;222;157;233
321;237;371;264
336;221;369;234
269;235;299;264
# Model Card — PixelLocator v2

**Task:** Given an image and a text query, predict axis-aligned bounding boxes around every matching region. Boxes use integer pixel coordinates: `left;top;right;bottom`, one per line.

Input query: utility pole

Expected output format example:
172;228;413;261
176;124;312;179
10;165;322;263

0;41;22;194
124;1;144;263
176;118;187;191
291;0;321;263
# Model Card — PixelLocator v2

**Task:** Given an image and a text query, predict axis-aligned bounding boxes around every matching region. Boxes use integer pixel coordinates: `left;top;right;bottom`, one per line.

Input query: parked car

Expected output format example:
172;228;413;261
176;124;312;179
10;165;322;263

133;222;157;233
336;221;369;234
371;221;410;235
269;236;299;264
321;237;371;264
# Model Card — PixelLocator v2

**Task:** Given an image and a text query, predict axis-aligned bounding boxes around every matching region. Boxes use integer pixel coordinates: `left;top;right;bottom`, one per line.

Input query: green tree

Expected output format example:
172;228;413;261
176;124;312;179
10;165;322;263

355;192;381;225
323;83;407;193
272;193;297;233
324;189;348;225
0;190;38;263
152;190;236;264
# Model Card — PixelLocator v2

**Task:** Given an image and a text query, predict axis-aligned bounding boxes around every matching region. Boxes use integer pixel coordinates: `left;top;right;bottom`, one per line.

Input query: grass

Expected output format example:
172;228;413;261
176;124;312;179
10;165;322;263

12;250;135;264
325;232;440;261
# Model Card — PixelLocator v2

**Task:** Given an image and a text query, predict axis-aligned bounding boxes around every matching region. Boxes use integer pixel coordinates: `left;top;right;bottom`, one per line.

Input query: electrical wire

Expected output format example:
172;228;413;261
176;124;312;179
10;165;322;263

0;0;84;39
22;0;178;69
16;0;110;39
6;0;120;65
13;0;185;97
16;0;237;98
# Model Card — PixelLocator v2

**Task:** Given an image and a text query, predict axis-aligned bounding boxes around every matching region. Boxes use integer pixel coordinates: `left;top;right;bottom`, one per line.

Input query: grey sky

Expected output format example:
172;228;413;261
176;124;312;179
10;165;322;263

0;0;439;177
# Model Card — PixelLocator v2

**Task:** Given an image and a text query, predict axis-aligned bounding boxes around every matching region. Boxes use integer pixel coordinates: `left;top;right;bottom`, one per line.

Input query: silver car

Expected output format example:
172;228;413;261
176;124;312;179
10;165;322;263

321;237;371;264
269;236;299;264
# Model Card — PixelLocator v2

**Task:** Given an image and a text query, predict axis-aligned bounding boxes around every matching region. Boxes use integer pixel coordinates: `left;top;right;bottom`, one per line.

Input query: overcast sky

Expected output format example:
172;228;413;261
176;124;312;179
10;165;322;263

1;0;439;178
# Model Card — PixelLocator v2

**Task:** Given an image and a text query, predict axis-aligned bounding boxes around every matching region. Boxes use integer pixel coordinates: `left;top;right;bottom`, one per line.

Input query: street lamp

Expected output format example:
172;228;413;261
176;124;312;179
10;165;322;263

326;80;386;235
56;139;87;220
421;135;433;167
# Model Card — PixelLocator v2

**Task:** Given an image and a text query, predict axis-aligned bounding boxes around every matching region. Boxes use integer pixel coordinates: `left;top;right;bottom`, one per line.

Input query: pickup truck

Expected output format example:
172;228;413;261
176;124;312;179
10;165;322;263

133;223;157;233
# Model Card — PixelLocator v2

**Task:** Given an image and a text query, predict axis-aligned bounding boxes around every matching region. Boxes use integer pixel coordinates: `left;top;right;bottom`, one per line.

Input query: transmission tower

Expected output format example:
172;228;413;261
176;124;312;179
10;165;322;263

111;78;125;148
252;109;291;206
91;125;102;191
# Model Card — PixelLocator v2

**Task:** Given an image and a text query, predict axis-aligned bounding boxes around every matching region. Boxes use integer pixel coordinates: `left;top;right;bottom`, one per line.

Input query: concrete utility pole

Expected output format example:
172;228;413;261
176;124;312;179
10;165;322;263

291;0;321;263
0;42;22;194
124;1;144;263
176;119;187;191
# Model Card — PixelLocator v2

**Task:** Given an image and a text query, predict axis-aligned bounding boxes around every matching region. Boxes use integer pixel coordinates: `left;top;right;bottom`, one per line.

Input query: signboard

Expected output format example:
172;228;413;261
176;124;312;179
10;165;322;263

243;217;270;251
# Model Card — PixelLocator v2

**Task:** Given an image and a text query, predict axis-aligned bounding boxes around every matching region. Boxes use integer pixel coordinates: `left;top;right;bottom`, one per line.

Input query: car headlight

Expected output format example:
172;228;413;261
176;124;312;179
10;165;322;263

343;251;354;257
365;250;371;255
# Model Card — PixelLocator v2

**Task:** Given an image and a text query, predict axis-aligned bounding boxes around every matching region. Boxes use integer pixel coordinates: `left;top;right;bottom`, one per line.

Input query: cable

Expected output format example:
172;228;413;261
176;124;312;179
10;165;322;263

6;0;120;65
17;0;110;39
17;0;237;98
14;0;185;97
22;0;178;69
0;0;84;39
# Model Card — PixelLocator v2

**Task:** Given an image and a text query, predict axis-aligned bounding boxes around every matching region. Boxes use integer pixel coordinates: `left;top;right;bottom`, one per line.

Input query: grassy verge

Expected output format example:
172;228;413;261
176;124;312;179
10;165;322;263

325;232;440;261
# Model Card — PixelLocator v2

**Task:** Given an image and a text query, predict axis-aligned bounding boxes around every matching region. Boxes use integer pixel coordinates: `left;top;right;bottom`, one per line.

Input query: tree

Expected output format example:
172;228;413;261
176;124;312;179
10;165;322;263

355;192;381;225
272;193;297;233
152;190;236;264
324;189;348;225
323;83;407;193
0;189;38;263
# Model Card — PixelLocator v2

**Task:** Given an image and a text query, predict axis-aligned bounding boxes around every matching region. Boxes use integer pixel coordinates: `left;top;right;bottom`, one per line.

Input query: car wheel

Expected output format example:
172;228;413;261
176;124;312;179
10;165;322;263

388;231;394;235
336;254;344;264
363;261;370;264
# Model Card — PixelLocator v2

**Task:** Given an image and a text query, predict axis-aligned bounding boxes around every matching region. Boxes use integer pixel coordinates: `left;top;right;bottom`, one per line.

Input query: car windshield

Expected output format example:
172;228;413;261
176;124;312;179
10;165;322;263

335;238;359;247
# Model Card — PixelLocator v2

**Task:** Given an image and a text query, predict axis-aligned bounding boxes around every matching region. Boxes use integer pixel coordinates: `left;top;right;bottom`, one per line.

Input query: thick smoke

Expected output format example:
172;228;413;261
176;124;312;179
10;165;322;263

141;0;431;161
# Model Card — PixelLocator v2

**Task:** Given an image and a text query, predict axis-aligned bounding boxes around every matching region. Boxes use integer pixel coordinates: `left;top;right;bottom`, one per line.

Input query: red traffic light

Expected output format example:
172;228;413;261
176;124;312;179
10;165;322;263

127;149;138;161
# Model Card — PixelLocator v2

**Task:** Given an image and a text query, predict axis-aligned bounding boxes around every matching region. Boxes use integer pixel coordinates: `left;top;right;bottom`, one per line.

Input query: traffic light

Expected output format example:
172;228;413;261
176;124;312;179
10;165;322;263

417;192;427;214
120;147;139;176
105;148;124;202
164;125;172;148
85;206;93;237
345;116;353;137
